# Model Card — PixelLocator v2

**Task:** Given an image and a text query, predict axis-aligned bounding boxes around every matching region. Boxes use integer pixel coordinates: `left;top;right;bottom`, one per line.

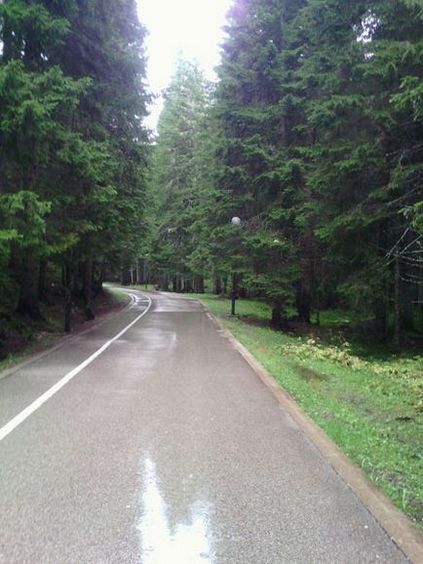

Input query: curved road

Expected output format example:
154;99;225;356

0;289;409;563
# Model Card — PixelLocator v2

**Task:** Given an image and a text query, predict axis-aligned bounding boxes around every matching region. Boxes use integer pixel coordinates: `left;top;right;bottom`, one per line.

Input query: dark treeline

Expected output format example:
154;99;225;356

148;0;423;344
0;0;149;335
1;0;422;347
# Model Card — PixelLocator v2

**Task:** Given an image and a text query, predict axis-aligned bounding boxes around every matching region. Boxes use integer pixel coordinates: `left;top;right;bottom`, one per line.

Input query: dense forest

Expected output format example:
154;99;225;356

0;0;149;341
148;0;423;344
0;0;422;350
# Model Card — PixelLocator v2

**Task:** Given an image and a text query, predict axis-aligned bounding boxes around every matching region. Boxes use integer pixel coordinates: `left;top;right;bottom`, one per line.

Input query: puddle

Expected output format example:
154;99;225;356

137;457;213;563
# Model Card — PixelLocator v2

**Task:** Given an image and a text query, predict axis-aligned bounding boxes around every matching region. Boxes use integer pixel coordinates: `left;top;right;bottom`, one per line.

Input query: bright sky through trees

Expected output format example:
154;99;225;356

137;0;232;132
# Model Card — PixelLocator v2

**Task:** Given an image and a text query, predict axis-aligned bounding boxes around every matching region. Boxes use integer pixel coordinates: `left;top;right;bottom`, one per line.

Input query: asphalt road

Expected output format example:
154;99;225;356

0;289;409;563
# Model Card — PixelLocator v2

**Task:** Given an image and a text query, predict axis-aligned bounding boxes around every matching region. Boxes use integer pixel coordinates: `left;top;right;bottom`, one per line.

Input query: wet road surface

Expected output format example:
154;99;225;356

0;290;409;563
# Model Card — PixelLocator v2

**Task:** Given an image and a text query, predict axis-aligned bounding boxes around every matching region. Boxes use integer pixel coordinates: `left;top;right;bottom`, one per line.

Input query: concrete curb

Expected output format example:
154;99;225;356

205;309;423;564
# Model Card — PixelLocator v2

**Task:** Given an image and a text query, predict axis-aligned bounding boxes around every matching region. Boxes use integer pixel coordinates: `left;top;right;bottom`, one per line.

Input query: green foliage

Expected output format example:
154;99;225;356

199;294;423;527
0;60;89;170
0;191;50;249
147;0;423;337
0;0;149;323
209;0;309;316
147;58;215;289
0;0;70;67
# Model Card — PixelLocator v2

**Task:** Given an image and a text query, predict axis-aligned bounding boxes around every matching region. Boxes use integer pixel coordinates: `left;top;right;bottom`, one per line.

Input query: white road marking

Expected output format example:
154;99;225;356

0;293;152;443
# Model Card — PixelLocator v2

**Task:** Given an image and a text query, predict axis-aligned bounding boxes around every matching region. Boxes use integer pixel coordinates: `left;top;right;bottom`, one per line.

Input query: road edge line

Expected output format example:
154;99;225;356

0;294;152;443
205;308;423;564
0;288;138;384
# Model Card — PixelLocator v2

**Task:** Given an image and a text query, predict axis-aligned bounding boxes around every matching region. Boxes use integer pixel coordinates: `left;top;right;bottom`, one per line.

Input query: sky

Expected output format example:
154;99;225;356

136;0;233;132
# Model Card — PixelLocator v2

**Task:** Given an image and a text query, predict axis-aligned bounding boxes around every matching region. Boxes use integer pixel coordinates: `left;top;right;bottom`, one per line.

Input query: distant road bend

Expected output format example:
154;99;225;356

0;289;409;563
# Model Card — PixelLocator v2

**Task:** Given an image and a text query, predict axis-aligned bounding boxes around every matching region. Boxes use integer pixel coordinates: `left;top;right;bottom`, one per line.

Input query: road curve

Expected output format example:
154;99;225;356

0;289;409;563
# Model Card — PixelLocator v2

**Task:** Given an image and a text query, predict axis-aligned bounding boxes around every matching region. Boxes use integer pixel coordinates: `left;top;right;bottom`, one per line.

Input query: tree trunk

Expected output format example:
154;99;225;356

194;275;204;293
373;298;388;337
38;258;48;303
64;264;72;333
271;298;283;328
214;276;222;295
161;272;169;291
176;275;182;292
139;259;146;285
401;283;415;331
231;273;238;315
183;278;193;293
223;276;228;295
83;259;95;320
92;262;104;298
394;256;401;346
296;281;311;323
16;255;41;319
315;292;320;326
297;195;317;324
2;10;15;63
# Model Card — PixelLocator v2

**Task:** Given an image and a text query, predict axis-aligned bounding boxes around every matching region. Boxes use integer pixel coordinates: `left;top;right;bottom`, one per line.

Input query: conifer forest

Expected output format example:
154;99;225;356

1;0;423;348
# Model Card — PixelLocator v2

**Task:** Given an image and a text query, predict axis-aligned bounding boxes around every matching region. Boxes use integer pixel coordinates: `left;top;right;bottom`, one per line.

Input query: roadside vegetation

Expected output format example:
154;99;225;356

0;288;127;372
146;0;423;349
0;0;149;345
129;284;158;293
194;293;423;530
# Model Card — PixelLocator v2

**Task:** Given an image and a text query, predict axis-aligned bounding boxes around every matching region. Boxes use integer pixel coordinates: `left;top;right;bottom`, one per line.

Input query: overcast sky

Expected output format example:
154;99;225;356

137;0;233;132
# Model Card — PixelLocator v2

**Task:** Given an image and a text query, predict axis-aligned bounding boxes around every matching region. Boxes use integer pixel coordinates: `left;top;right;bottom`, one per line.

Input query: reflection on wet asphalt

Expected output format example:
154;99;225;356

0;290;409;563
138;457;211;563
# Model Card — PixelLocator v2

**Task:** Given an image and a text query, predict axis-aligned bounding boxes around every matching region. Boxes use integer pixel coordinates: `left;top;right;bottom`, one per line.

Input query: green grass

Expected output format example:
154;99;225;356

193;293;423;530
105;286;133;302
318;308;374;328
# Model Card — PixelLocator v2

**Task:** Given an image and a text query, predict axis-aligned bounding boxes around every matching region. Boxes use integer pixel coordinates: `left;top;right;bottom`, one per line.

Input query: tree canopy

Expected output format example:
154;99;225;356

1;0;422;345
146;0;423;342
0;0;149;329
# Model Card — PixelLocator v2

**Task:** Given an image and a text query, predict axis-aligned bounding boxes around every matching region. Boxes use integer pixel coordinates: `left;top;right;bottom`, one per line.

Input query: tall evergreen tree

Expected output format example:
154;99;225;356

214;0;308;323
0;0;150;329
148;59;212;292
291;0;423;338
209;0;423;336
49;0;150;315
0;0;87;318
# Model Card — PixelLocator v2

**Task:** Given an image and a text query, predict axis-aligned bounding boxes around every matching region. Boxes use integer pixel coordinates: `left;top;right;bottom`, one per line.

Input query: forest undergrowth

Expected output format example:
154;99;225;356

0;288;127;372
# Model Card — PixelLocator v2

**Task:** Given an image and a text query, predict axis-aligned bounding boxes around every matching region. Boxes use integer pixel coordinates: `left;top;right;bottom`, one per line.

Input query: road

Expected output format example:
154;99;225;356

0;289;409;563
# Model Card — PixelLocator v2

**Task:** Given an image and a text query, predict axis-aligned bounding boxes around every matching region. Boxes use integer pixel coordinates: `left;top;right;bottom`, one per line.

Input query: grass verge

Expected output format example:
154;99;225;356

192;293;423;530
126;284;157;292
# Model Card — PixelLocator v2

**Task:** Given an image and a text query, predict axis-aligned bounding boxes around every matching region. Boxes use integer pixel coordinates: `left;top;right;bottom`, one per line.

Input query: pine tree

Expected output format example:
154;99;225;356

214;0;307;323
50;0;150;316
292;0;423;338
0;0;87;318
0;0;150;328
148;59;212;291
